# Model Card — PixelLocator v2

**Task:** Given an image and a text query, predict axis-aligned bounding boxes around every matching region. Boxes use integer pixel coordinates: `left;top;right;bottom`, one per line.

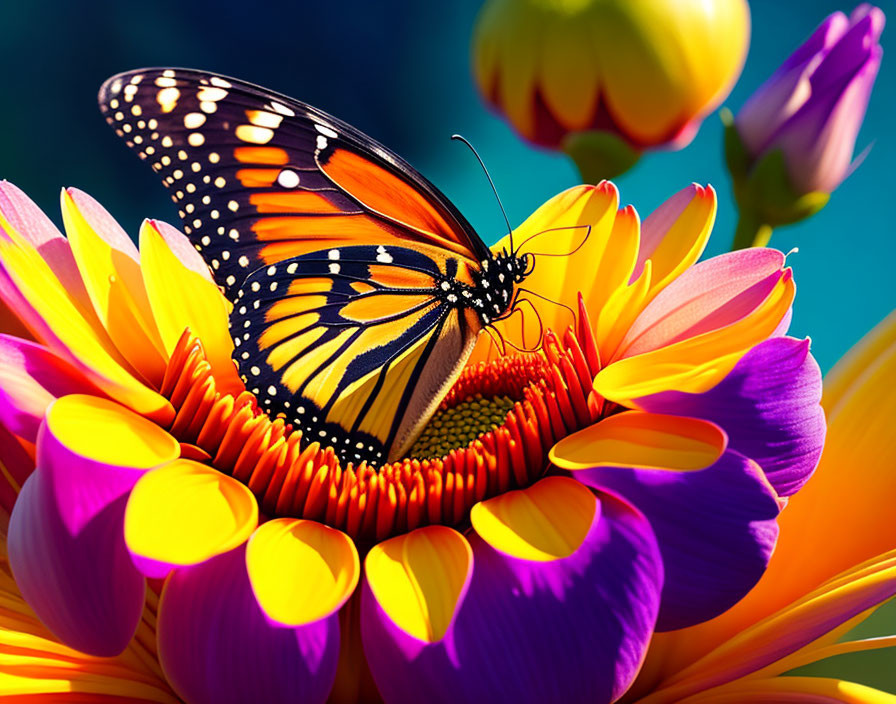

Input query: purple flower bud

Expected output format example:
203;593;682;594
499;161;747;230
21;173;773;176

735;5;884;194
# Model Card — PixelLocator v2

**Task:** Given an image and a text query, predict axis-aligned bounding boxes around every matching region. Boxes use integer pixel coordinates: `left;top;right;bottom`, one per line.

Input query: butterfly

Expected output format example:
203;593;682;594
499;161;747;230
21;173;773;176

98;68;532;466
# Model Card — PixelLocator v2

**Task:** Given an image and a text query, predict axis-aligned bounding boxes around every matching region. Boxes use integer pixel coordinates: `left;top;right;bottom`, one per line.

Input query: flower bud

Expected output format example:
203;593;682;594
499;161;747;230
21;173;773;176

728;4;884;246
473;0;750;180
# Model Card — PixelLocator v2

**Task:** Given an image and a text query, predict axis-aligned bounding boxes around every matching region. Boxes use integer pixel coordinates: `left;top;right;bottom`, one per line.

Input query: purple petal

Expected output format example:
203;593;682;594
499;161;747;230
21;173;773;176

637;337;825;497
576;450;780;631
361;492;662;704
158;545;340;704
7;469;145;656
0;335;99;442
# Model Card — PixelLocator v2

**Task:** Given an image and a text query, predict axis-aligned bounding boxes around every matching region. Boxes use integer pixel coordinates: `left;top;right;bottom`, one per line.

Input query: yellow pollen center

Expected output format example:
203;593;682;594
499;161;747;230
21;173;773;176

409;394;517;460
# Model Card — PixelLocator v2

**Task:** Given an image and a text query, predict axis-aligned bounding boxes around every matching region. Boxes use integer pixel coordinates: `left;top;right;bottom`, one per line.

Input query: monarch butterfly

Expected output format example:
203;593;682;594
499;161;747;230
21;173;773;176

99;68;533;466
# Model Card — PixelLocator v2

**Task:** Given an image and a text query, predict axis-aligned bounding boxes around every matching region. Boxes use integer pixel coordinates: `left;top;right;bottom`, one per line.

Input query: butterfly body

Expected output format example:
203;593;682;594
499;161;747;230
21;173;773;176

99;68;531;465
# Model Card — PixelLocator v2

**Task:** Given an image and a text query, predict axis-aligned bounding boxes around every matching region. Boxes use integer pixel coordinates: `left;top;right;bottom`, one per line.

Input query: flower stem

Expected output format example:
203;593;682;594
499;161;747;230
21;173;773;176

732;211;773;250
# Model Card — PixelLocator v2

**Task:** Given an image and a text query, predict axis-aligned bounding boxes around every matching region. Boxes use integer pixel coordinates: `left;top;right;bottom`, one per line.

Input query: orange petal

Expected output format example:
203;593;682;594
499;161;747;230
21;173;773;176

246;518;359;626
675;677;896;703
139;220;242;396
364;525;471;643
550;411;726;472
62;189;168;387
470;476;596;561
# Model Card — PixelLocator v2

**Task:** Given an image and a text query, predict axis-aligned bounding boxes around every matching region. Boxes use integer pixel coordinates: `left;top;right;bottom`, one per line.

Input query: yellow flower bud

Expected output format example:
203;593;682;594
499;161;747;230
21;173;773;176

473;0;750;174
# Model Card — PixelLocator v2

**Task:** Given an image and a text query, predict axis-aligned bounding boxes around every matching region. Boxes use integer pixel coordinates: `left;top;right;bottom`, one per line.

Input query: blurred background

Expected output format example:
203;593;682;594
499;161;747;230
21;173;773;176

0;0;892;373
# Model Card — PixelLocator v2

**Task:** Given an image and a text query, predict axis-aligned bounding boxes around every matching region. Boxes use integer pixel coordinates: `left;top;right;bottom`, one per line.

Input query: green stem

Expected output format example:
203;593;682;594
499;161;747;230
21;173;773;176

732;211;773;250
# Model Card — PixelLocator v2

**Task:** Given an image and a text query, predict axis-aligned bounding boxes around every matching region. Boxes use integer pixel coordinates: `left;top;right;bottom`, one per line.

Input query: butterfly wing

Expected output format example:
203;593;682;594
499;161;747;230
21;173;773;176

98;68;491;298
232;244;481;463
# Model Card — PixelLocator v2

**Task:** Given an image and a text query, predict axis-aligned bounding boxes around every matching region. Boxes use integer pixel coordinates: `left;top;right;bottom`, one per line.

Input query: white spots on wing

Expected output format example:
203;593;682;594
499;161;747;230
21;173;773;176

191;162;201;173
157;87;180;113
328;249;340;260
226;275;236;287
109;79;123;95
161;155;171;166
210;209;220;219
239;255;250;267
270;281;278;292
251;281;261;292
267;385;277;396
329;262;341;274
198;86;228;102
247;110;282;129
269;101;295;117
162;69;176;78
184;112;206;129
208;152;220;164
155;76;177;88
315;123;338;139
188;133;205;147
215;176;227;188
286;262;298;274
440;281;451;291
235;124;274;144
229;229;240;241
172;169;184;179
267;266;277;276
161;136;174;148
376;245;393;264
277;169;300;189
228;200;239;212
250;365;261;376
316;135;328;151
210;76;232;88
130;105;142;117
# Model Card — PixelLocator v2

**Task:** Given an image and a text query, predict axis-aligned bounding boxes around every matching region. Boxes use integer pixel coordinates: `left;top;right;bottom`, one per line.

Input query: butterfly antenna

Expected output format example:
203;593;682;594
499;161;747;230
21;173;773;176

451;134;514;251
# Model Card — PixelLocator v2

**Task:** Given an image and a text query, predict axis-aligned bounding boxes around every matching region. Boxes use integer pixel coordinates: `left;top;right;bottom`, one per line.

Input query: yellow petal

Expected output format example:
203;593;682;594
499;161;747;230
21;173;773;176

364;525;471;643
675;677;896;703
246;518;359;625
471;476;596;561
513;183;620;344
62;189;168;387
139;220;242;396
538;13;599;130
0;226;173;423
550;411;726;472
588;0;749;145
594;271;794;404
124;459;257;572
48;394;179;470
636;184;716;307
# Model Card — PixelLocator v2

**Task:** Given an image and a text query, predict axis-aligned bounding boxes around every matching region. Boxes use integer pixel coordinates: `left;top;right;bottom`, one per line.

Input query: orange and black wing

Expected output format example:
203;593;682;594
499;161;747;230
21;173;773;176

98;68;490;298
231;244;481;464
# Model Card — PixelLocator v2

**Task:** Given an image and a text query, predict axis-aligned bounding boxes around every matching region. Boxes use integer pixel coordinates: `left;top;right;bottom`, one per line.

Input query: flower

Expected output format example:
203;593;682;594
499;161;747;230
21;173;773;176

624;309;896;703
472;0;750;180
726;5;885;248
0;179;823;703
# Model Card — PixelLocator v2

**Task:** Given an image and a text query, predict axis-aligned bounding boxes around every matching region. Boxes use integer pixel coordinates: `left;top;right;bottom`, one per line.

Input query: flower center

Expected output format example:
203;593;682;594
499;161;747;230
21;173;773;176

159;326;599;542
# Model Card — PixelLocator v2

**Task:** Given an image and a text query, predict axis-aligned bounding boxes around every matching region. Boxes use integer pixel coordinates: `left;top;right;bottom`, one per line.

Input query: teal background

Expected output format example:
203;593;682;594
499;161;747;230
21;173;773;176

0;0;892;372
